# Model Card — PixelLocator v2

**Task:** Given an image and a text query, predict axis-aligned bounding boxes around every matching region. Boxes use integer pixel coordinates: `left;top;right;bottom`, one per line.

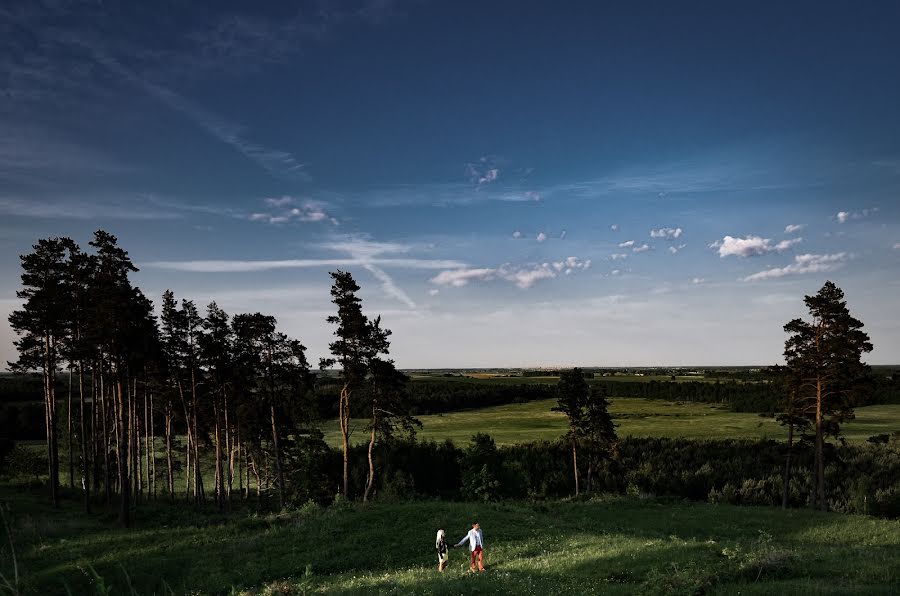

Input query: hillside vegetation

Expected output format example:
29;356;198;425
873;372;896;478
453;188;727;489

1;485;898;595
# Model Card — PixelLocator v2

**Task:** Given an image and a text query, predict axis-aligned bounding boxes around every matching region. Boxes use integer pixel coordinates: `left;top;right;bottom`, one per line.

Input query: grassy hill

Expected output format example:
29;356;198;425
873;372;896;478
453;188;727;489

322;397;900;447
1;485;897;595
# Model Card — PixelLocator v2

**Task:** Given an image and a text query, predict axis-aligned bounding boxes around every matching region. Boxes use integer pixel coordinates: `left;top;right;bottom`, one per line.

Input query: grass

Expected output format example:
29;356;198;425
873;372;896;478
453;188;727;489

0;484;897;595
408;374;730;384
324;398;900;447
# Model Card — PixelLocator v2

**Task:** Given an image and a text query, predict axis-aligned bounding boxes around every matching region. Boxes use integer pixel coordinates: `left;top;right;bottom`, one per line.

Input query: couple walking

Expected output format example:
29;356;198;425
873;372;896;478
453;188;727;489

435;522;485;573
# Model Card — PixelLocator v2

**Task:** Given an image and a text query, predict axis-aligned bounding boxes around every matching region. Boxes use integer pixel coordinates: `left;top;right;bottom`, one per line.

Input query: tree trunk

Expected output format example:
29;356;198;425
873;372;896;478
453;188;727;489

116;375;130;527
68;366;74;489
43;334;60;508
214;393;224;511
224;392;233;506
782;419;794;509
149;392;155;500
79;365;90;513
190;366;202;506
340;383;351;497
364;402;377;502
90;368;99;498
143;389;150;501
815;376;826;511
270;403;285;509
165;401;174;501
571;435;579;497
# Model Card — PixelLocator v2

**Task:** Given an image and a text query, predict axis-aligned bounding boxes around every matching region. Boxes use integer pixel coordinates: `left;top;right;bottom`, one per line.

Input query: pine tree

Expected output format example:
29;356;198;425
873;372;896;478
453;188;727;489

783;281;872;511
8;237;78;507
321;271;381;498
554;368;590;496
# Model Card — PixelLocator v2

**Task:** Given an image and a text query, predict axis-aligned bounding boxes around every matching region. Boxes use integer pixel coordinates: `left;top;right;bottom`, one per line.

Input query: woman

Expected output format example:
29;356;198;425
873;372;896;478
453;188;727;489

435;529;450;572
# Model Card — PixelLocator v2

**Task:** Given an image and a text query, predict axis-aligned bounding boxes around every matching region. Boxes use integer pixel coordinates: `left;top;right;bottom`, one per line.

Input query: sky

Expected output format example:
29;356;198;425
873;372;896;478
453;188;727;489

2;0;899;369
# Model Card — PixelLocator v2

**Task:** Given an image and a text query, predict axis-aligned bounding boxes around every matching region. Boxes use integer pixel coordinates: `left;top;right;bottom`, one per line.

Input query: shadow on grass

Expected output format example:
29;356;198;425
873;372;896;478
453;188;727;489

3;486;898;594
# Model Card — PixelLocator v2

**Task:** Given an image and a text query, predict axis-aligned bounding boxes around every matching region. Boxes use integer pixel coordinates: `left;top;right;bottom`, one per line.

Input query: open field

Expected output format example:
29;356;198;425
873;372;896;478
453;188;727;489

408;373;736;384
323;398;900;447
1;485;897;595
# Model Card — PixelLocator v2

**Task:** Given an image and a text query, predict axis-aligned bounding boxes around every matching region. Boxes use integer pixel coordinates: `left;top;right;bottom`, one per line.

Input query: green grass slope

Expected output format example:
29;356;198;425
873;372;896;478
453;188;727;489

1;486;898;595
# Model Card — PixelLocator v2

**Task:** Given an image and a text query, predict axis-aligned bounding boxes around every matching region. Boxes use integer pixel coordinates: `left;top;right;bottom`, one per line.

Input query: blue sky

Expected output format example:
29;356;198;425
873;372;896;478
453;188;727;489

2;0;899;368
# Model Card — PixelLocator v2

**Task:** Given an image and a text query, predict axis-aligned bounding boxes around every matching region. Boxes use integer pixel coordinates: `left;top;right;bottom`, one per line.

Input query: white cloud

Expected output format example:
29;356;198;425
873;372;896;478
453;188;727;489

632;244;651;253
609;253;628;261
742;253;848;282
250;197;336;225
618;240;635;248
836;208;879;223
536;232;548;242
147;257;466;273
650;227;683;239
714;235;802;258
512;230;523;239
524;191;541;201
362;263;416;309
691;277;705;284
559;230;567;240
784;224;804;234
610;269;621;276
430;257;591;289
430;268;497;287
428;288;440;296
610;224;619;231
668;243;686;254
265;196;295;207
466;156;502;186
504;265;556;288
894;243;900;250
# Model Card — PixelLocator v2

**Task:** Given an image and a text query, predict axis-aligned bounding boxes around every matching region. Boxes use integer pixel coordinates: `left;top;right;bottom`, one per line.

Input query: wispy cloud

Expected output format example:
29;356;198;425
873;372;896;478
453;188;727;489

742;253;848;282
632;244;652;253
836;208;878;223
0;195;181;220
618;240;635;248
81;43;311;182
512;230;523;239
249;196;338;225
711;235;802;258
430;257;591;289
610;224;619;231
609;253;628;261
668;244;686;254
691;277;706;284
466;156;502;187
536;232;548;243
650;227;683;239
784;224;805;234
0;124;129;176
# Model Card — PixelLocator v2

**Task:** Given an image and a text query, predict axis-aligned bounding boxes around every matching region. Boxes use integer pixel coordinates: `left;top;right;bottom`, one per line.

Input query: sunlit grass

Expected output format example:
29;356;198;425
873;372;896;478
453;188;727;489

2;486;897;594
322;398;900;447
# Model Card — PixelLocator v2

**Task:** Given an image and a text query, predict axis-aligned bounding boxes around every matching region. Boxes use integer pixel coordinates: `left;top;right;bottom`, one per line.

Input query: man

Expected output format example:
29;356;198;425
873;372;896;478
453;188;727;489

455;521;485;572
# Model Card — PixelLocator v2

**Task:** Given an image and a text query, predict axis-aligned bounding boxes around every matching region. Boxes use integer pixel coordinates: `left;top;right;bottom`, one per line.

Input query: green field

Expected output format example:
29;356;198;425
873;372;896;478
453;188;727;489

324;398;900;447
1;485;897;595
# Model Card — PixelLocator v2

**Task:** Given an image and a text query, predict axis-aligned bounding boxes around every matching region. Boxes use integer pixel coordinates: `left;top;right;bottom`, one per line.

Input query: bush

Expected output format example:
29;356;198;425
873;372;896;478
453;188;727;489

3;445;45;482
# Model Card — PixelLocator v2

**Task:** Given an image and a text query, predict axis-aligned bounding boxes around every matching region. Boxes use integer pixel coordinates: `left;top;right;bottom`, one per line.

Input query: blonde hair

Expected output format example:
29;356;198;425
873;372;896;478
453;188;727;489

435;529;446;548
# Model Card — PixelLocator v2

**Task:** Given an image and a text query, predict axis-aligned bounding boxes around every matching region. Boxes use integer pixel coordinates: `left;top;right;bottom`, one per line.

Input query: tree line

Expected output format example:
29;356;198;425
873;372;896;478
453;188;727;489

6;232;414;526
